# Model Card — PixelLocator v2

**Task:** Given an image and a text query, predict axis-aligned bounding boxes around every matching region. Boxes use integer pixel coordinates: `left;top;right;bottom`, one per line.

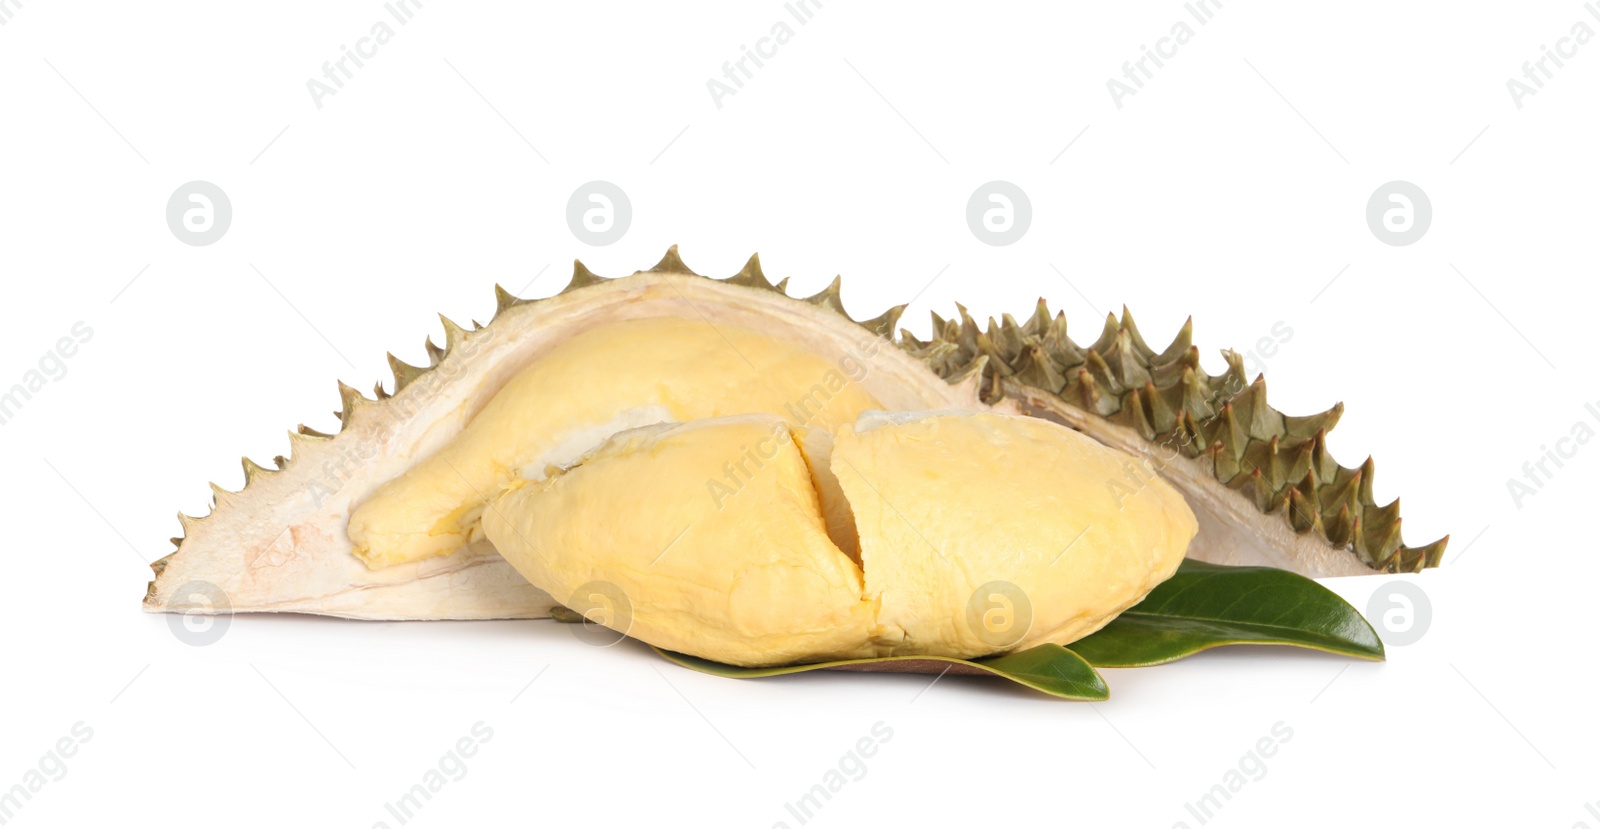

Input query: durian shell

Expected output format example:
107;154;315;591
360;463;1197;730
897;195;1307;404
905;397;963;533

145;247;1444;621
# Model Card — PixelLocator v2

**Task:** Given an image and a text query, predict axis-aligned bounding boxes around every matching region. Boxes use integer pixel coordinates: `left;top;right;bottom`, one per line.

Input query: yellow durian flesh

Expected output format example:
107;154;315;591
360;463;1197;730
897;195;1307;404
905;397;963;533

834;410;1197;656
482;409;1197;668
482;415;884;667
348;317;881;569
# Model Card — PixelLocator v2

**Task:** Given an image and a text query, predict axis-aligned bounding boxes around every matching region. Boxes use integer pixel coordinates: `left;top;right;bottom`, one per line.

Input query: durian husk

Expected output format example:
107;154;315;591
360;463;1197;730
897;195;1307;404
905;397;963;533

145;247;1444;621
907;306;1446;574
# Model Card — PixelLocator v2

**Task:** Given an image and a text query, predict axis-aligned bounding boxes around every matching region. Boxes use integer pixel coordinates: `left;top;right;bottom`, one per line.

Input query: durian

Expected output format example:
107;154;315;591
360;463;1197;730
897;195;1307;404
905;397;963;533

144;247;1445;622
482;410;1195;667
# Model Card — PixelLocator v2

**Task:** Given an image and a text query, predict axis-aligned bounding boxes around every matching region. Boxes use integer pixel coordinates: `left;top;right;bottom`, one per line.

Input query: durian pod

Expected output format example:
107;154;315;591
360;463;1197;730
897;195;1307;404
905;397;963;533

145;247;1445;621
980;311;1444;574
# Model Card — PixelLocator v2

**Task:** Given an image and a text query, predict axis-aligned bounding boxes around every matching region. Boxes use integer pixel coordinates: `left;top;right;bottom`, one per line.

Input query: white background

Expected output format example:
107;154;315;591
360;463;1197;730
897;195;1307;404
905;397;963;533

2;1;1597;827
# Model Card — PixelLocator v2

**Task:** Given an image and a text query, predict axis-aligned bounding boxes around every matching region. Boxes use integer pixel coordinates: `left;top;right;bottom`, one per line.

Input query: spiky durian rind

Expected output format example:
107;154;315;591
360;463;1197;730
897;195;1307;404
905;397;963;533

901;303;1445;573
147;246;1441;599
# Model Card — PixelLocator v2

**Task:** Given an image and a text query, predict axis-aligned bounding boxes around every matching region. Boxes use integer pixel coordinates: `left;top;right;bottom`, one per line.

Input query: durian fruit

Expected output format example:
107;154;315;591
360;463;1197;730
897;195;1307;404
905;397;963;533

144;247;1445;621
482;411;1196;667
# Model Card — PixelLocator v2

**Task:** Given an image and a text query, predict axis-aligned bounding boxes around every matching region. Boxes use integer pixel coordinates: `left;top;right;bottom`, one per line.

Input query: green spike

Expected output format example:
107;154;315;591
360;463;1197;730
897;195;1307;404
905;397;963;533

566;259;606;291
1112;388;1157;440
387;353;427;392
1012;344;1065;393
1287;488;1323;535
726;253;780;292
336;381;367;426
438;315;470;353
493;284;523;316
1324;505;1356;548
1155;316;1193;363
804;275;848;316
1089;312;1121;354
1142;380;1179;435
1118;306;1158;359
241;457;271;485
1023;299;1053;338
861;304;907;339
649;244;694;274
975;332;1015;377
1285;402;1344;440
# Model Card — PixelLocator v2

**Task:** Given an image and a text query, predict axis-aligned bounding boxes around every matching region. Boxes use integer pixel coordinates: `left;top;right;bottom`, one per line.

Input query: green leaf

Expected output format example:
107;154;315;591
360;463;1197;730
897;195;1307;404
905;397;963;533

1070;559;1386;667
651;643;1109;701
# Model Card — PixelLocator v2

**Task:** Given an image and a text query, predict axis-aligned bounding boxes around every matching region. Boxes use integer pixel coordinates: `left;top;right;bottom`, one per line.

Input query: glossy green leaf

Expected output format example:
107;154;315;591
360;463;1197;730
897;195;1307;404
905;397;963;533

1070;559;1386;667
652;643;1109;701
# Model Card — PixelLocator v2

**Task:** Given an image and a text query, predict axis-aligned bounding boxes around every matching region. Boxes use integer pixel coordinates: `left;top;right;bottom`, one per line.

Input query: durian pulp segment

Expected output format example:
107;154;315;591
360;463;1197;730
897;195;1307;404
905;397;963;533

834;410;1197;656
348;317;882;569
483;410;1198;667
482;416;886;667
